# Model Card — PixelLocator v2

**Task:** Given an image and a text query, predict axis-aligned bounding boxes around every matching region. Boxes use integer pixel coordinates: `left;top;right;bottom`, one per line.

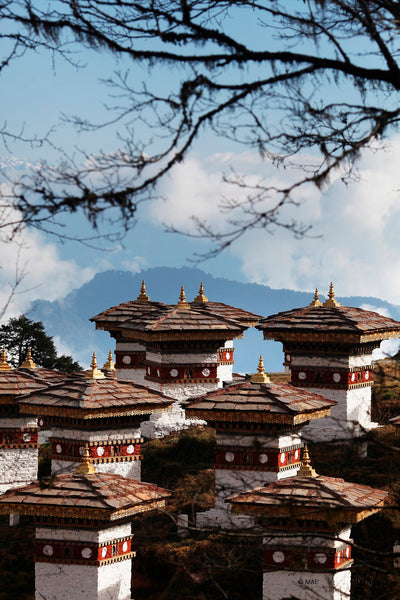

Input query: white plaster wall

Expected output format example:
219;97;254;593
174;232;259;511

196;507;256;531
290;353;371;368
262;569;351;600
116;342;145;352
36;523;131;543
51;459;141;480
215;467;298;507
217;364;233;387
263;528;351;548
35;560;132;600
157;381;218;400
146;351;218;364
0;417;37;427
0;447;38;493
50;427;142;441
141;403;205;439
303;387;374;442
216;432;301;449
116;368;146;384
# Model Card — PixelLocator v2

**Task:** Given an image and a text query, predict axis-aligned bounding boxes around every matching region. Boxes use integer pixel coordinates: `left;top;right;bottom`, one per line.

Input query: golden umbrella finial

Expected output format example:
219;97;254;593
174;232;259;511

85;352;105;379
0;346;11;371
297;445;318;477
137;279;149;301
21;348;36;370
176;285;190;310
194;282;209;303
250;355;270;384
102;349;115;371
323;282;341;307
309;288;323;307
75;444;96;475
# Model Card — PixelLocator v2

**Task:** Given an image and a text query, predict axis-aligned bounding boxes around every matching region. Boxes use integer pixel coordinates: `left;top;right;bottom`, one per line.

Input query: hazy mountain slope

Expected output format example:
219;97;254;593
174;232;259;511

28;267;400;373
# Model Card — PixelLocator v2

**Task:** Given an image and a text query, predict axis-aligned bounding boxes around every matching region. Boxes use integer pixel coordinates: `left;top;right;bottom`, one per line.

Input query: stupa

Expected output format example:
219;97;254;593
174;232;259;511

258;284;400;442
0;450;170;600
0;348;66;493
185;357;335;528
91;281;261;397
17;352;173;479
229;447;387;600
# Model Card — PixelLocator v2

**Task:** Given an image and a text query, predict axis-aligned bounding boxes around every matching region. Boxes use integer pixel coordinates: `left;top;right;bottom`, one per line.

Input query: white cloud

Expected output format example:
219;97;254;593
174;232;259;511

148;137;400;306
0;211;95;321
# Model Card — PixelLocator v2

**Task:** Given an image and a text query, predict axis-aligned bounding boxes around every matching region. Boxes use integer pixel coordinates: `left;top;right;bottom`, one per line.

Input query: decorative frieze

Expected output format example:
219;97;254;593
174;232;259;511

51;437;142;463
36;534;134;565
263;542;352;571
145;362;218;384
115;350;146;369
217;347;235;365
215;445;302;471
291;365;372;389
0;427;38;448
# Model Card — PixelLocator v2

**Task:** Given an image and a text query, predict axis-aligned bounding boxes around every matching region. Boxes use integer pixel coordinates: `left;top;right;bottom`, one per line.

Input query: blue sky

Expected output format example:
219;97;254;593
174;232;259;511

2;22;400;351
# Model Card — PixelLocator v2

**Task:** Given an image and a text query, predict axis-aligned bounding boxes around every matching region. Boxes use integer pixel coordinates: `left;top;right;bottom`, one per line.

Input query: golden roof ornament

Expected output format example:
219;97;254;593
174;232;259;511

297;445;318;478
176;285;190;310
0;346;11;371
102;349;115;371
75;444;96;475
21;348;36;370
194;282;209;303
323;282;341;308
250;355;271;384
85;352;105;379
309;288;323;307
136;279;149;301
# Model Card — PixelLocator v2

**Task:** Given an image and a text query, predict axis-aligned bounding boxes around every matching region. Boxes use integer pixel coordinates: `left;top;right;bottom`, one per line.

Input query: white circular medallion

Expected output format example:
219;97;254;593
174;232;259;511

122;541;128;553
170;369;178;377
79;446;85;456
345;546;350;558
22;433;31;443
280;453;286;464
351;373;356;382
202;368;210;377
225;352;231;360
38;418;44;427
272;551;285;563
122;355;131;365
147;367;150;374
294;449;300;460
97;446;104;457
286;354;291;362
55;444;62;454
157;369;160;377
102;547;108;558
298;371;306;380
333;372;341;383
365;371;370;380
314;552;327;564
81;547;92;559
259;453;268;464
225;451;235;463
126;444;134;455
43;545;53;556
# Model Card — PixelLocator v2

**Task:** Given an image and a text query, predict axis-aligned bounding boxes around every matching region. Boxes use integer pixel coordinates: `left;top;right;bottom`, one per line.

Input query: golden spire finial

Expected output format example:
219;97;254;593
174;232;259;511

0;347;11;371
323;282;341;307
176;285;190;310
250;355;270;384
194;282;209;303
137;279;149;301
309;288;323;307
297;445;318;477
21;348;36;370
75;444;96;475
85;352;105;379
102;349;115;371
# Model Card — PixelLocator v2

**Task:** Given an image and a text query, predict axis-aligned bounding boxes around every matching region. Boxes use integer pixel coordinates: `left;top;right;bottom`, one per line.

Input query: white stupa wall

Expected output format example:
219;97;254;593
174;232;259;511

50;426;142;480
262;528;352;600
115;341;146;383
0;417;39;493
217;340;234;387
35;524;132;600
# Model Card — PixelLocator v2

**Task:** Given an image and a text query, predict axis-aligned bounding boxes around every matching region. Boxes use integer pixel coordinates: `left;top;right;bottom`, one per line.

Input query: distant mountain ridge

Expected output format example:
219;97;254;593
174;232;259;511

29;266;400;372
